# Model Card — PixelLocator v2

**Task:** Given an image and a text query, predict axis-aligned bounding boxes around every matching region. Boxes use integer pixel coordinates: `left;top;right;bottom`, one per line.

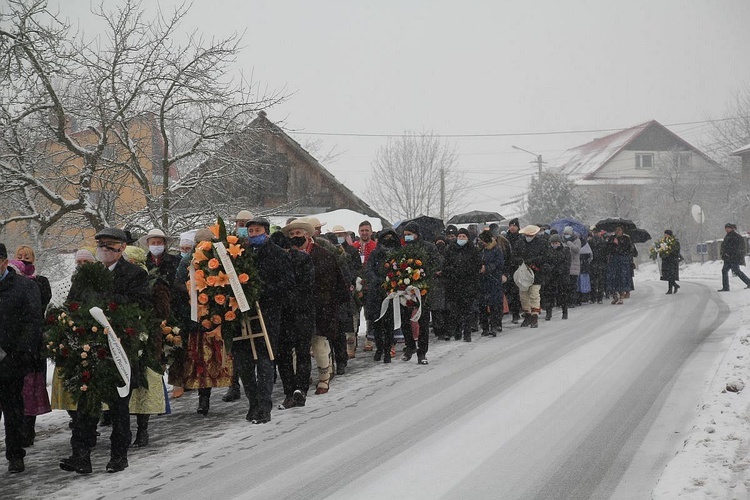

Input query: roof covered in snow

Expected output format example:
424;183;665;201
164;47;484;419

551;120;717;182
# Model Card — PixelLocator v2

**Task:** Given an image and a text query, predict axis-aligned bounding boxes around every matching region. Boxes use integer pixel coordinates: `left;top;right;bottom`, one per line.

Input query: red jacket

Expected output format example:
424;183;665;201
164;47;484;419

352;240;377;264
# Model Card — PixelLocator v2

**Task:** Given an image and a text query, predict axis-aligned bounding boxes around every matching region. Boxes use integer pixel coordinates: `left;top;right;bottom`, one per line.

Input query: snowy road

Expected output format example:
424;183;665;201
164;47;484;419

6;280;734;499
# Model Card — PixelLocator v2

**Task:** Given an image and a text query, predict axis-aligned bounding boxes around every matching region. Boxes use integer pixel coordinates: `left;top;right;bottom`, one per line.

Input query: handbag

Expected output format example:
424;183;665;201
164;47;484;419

23;371;51;416
513;263;535;291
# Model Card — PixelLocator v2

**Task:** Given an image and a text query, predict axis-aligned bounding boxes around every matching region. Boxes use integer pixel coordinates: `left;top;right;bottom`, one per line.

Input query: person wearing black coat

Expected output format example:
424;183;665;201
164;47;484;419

273;231;316;410
512;225;549;328
660;230;683;294
542;235;572;320
718;223;750;291
605;226;633;305
504;219;522;323
234;217;294;424
366;229;401;363
444;228;482;342
587;231;608;304
0;244;43;474
401;223;442;364
61;228;151;475
477;230;505;336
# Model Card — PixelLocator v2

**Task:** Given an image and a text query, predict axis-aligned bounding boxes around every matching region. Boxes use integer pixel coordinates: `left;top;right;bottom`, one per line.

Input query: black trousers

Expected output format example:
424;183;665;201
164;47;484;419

71;392;131;459
233;347;275;414
331;327;349;368
590;266;606;302
0;376;25;461
447;297;474;340
403;305;430;354
277;316;313;397
479;303;502;332
373;303;394;353
504;281;521;315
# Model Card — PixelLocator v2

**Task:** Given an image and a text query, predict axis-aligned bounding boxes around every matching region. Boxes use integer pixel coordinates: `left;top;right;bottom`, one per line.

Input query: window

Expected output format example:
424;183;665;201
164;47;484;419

677;152;692;169
635;153;653;169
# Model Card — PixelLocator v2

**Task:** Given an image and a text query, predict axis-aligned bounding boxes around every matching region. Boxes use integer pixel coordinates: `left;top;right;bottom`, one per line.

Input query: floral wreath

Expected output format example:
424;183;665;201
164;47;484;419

649;234;678;260
190;217;261;347
381;246;429;306
45;262;156;415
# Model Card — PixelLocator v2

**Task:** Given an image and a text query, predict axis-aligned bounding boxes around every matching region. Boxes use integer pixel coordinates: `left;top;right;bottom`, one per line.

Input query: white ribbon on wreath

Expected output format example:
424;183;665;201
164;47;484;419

375;285;423;333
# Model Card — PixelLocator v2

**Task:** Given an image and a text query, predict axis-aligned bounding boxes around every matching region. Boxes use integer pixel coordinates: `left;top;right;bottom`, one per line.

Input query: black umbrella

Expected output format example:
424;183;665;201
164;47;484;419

396;215;445;242
595;217;637;233
626;228;652;244
447;210;505;225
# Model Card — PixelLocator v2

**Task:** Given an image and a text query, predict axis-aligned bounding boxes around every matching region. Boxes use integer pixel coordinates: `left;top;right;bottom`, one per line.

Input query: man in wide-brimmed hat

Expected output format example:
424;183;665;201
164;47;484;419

282;218;349;395
511;225;549;328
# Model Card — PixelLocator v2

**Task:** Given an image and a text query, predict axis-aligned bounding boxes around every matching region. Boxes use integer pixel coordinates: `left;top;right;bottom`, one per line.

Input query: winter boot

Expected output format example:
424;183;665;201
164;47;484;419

511;312;521;324
60;453;92;474
106;456;129;473
666;284;673;294
222;379;241;402
346;333;357;359
520;313;532;327
530;314;539;328
197;388;210;415
383;347;391;363
610;292;619;305
132;415;149;447
561;305;568;320
545;309;552;321
373;349;383;362
673;283;680;294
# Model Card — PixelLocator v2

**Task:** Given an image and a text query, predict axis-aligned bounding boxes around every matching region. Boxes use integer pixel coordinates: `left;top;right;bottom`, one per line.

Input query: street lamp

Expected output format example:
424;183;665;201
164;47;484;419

512;145;545;178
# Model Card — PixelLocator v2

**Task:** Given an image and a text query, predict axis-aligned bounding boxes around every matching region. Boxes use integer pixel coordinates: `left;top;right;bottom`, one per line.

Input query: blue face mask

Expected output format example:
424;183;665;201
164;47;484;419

180;251;191;259
404;235;415;242
457;239;468;246
248;234;268;247
237;227;248;238
337;236;345;245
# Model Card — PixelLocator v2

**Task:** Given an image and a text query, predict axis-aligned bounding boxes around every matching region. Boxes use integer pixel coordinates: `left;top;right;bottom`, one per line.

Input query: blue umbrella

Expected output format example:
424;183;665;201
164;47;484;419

550;217;588;240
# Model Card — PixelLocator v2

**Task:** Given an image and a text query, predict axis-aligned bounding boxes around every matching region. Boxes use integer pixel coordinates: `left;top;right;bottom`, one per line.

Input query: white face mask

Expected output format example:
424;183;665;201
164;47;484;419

149;245;165;256
457;239;468;246
525;236;535;242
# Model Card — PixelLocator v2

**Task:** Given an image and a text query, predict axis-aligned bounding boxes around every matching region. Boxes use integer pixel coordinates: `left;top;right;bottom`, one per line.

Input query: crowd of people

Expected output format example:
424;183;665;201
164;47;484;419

3;212;749;476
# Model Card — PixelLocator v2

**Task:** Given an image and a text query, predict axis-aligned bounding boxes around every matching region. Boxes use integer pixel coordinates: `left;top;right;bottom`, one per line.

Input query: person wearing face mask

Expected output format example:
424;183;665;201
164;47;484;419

366;229;402;362
61;227;150;474
543;234;572;321
400;223;442;363
231;216;293;424
477;230;505;336
234;209;254;240
444;228;482;342
561;227;582;308
512;225;550;328
282;219;348;394
504;218;523;324
328;225;361;370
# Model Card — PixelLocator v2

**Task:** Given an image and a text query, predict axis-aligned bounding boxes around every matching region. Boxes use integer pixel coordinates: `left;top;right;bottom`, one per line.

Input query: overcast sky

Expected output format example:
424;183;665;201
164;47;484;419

55;0;750;219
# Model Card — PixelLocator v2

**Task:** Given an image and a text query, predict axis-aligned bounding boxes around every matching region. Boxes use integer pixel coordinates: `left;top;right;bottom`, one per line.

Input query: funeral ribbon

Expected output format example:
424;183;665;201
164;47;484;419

213;242;251;313
189;264;198;322
89;306;131;398
375;285;423;339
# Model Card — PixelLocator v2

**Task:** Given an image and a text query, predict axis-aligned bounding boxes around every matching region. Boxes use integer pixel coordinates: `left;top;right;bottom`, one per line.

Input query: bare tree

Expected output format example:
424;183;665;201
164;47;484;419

0;0;284;246
368;131;464;222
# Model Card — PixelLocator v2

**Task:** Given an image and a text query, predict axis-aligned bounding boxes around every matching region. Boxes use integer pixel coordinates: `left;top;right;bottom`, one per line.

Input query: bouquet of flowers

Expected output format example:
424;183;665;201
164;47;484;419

45;262;155;415
381;247;429;307
191;217;261;346
649;235;678;260
160;320;183;367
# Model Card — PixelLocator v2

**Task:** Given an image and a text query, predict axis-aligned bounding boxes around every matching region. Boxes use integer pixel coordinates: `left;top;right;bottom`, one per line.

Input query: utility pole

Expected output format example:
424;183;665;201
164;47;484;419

512;145;546;178
439;167;445;220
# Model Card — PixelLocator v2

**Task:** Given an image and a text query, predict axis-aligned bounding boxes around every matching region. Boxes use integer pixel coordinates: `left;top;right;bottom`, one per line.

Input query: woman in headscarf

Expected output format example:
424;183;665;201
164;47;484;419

477;230;504;336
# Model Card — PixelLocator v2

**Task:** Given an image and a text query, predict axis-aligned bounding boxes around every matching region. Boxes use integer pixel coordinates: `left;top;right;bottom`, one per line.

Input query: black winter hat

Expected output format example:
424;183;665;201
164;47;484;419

508;218;519;227
664;229;674;236
457;228;470;237
478;230;493;243
403;222;421;236
549;234;563;243
446;225;458;236
726;223;737;229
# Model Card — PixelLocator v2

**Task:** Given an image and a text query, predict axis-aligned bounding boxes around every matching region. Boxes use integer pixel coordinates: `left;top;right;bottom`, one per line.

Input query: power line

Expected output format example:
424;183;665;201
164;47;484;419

288;116;745;139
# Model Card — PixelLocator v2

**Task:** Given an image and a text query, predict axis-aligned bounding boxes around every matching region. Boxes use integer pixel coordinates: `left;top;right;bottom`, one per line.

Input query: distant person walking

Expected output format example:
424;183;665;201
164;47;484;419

718;223;750;292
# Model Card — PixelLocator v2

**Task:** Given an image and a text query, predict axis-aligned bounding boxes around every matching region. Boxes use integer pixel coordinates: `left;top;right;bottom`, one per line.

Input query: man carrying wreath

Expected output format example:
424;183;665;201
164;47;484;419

60;227;150;474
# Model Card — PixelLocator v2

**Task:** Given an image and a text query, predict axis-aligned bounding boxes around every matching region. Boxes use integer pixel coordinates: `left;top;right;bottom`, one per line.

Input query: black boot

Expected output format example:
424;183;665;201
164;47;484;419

530;314;539;328
20;416;36;447
545;309;552;321
561;305;568;320
520;313;531;327
373;349;383;362
60;453;92;474
222;380;241;402
132;414;149;447
197;389;210;415
673;283;680;294
511;312;521;324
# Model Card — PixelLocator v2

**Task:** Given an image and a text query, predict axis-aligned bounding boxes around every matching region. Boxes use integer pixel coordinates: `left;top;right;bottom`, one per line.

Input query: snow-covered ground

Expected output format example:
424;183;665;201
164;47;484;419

4;259;750;499
648;260;750;499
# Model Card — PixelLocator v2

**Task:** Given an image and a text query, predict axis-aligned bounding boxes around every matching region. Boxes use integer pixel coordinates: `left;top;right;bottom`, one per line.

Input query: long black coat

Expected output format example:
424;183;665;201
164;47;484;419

364;231;400;321
444;242;482;305
479;242;505;306
309;243;350;340
721;230;747;265
405;238;443;309
661;239;681;282
512;236;550;285
0;268;42;379
286;249;316;338
68;257;151;309
546;245;572;288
